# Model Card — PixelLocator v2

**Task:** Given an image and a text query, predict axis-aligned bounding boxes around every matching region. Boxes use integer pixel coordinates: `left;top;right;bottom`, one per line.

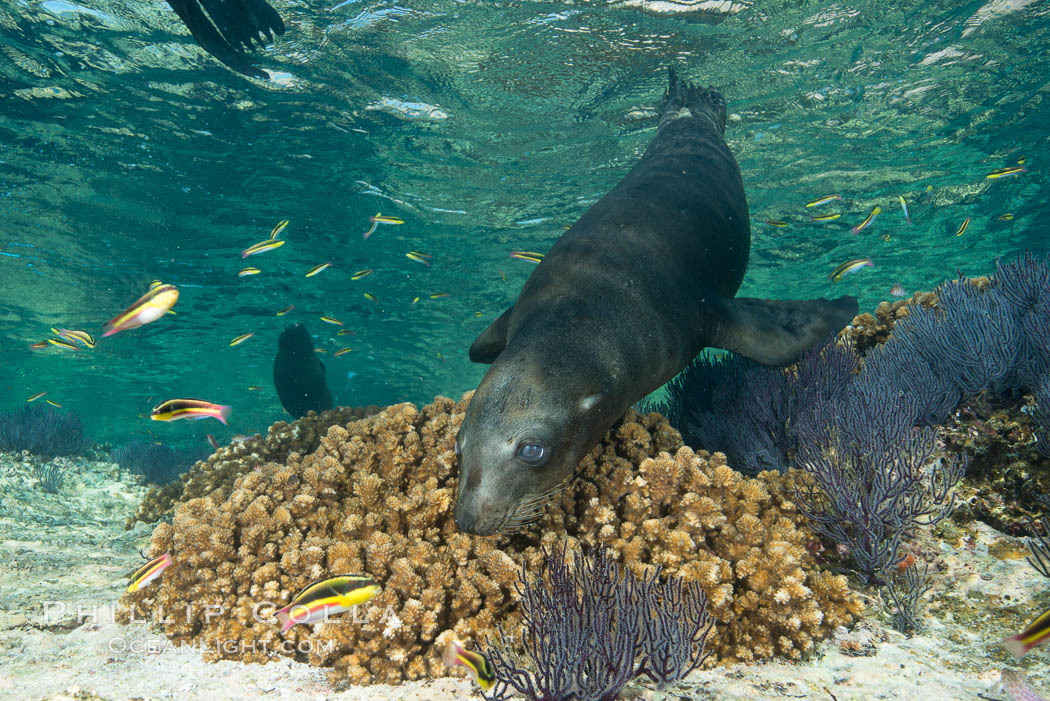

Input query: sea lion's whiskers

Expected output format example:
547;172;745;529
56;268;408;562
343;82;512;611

498;482;569;533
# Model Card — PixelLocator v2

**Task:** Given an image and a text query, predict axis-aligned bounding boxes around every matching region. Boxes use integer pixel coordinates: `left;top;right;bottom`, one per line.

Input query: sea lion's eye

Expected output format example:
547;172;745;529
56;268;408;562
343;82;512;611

517;442;547;465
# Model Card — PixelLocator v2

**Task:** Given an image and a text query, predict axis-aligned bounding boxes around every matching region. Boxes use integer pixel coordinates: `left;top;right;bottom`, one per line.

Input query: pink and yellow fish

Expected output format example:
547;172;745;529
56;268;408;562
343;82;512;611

851;205;881;235
441;639;496;691
127;551;173;593
269;219;289;239
510;251;544;264
275;574;379;633
362;213;404;240
102;284;179;337
1004;606;1050;658
241;239;285;258
151;399;231;425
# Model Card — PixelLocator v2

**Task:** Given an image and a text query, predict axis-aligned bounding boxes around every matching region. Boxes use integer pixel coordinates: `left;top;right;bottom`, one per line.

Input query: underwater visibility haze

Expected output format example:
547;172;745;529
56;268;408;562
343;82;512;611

1;0;1049;698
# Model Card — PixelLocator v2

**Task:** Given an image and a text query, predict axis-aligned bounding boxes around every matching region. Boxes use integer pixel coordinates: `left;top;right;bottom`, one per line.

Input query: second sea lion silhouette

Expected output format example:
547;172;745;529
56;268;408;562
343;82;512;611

273;324;333;419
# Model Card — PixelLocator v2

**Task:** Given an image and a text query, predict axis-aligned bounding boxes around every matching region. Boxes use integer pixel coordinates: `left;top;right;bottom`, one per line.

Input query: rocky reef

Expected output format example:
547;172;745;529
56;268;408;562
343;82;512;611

120;395;861;686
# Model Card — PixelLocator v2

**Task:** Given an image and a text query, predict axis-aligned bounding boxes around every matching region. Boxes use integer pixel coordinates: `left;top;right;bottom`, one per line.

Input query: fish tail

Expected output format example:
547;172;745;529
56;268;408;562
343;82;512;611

1002;634;1029;658
276;608;294;633
441;640;462;668
658;67;727;136
216;405;232;425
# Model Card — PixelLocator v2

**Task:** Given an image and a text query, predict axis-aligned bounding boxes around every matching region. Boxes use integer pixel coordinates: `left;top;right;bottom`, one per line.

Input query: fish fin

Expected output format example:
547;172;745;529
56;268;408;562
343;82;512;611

469;307;513;364
707;295;858;366
1002;635;1029;658
217;405;232;425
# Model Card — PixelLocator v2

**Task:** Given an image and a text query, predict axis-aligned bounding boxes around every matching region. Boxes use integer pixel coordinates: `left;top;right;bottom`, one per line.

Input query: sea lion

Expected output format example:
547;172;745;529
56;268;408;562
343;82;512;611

453;69;858;536
273;324;333;418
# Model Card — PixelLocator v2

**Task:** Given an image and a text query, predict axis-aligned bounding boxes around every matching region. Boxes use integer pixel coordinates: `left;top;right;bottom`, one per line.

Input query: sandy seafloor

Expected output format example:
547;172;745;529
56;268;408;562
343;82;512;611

0;451;1047;701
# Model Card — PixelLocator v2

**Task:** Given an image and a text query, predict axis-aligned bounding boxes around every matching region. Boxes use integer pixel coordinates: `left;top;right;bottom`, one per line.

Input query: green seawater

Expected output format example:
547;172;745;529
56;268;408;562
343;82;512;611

0;0;1046;450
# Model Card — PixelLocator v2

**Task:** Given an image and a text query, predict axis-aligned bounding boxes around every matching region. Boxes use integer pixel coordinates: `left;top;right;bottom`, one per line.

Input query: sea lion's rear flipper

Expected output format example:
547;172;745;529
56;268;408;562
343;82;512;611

165;0;283;78
469;307;513;364
708;295;858;366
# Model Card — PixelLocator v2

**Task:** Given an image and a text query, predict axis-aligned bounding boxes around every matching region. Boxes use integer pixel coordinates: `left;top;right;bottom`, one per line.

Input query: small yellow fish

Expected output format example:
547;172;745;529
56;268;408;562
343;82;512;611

851;206;881;235
29;341;48;350
45;399;62;408
411;297;420;304
498;270;507;282
1018;156;1027;165
364;292;377;302
810;213;841;222
306;262;331;277
229;333;255;347
151;399;231;424
55;328;96;348
475;311;482;317
103;284;180;337
898;195;911;225
269;219;289;239
241;239;285;258
362;212;404;240
429;292;450;299
351;268;374;280
986;166;1026;179
314;347;328;354
239;267;261;277
955;217;971;237
320;316;343;326
998;213;1014;221
510;251;544;263
334;347;353;357
337;328;355;336
247;386;263;391
441;640;495;691
805;194;841;208
148;280;163;290
26;391;46;403
276;305;294;316
829;258;874;282
127;552;173;593
765;219;789;227
46;337;78;351
406;251;433;266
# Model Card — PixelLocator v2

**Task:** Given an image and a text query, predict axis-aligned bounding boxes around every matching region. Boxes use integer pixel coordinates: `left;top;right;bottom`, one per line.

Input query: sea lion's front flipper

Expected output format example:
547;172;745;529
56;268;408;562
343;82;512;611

469;307;513;364
708;295;858;366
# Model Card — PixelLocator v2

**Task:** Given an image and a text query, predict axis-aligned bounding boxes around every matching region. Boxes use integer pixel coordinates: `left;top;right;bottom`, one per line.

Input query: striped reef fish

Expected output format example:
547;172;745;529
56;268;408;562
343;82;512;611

275;574;379;633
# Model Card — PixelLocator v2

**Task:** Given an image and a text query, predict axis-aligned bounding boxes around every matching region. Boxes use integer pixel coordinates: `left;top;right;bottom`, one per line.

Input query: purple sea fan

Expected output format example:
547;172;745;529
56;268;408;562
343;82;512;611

0;404;90;458
482;544;712;701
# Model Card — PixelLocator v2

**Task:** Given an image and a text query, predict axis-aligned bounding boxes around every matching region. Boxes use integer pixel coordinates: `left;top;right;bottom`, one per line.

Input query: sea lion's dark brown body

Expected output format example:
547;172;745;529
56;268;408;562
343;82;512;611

453;71;857;536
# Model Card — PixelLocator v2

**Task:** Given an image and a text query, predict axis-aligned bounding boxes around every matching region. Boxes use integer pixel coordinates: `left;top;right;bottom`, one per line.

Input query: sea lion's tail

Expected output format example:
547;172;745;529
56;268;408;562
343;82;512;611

658;67;727;137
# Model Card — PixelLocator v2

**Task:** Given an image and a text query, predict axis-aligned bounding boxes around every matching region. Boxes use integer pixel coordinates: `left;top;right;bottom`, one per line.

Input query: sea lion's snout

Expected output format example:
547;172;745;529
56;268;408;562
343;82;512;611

453;391;571;536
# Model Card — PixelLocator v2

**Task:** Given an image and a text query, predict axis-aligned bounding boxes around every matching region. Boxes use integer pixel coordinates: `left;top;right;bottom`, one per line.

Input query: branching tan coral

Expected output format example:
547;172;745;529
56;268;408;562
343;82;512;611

120;395;861;685
126;405;379;527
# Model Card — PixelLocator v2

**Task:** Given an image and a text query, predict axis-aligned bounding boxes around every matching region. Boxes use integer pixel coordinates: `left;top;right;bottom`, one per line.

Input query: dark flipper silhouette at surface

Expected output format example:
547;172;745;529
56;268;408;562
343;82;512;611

165;0;285;78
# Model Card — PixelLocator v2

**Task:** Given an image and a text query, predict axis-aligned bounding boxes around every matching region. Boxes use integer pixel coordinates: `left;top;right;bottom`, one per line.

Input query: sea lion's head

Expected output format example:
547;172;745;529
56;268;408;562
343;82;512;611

453;352;609;536
278;323;313;355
